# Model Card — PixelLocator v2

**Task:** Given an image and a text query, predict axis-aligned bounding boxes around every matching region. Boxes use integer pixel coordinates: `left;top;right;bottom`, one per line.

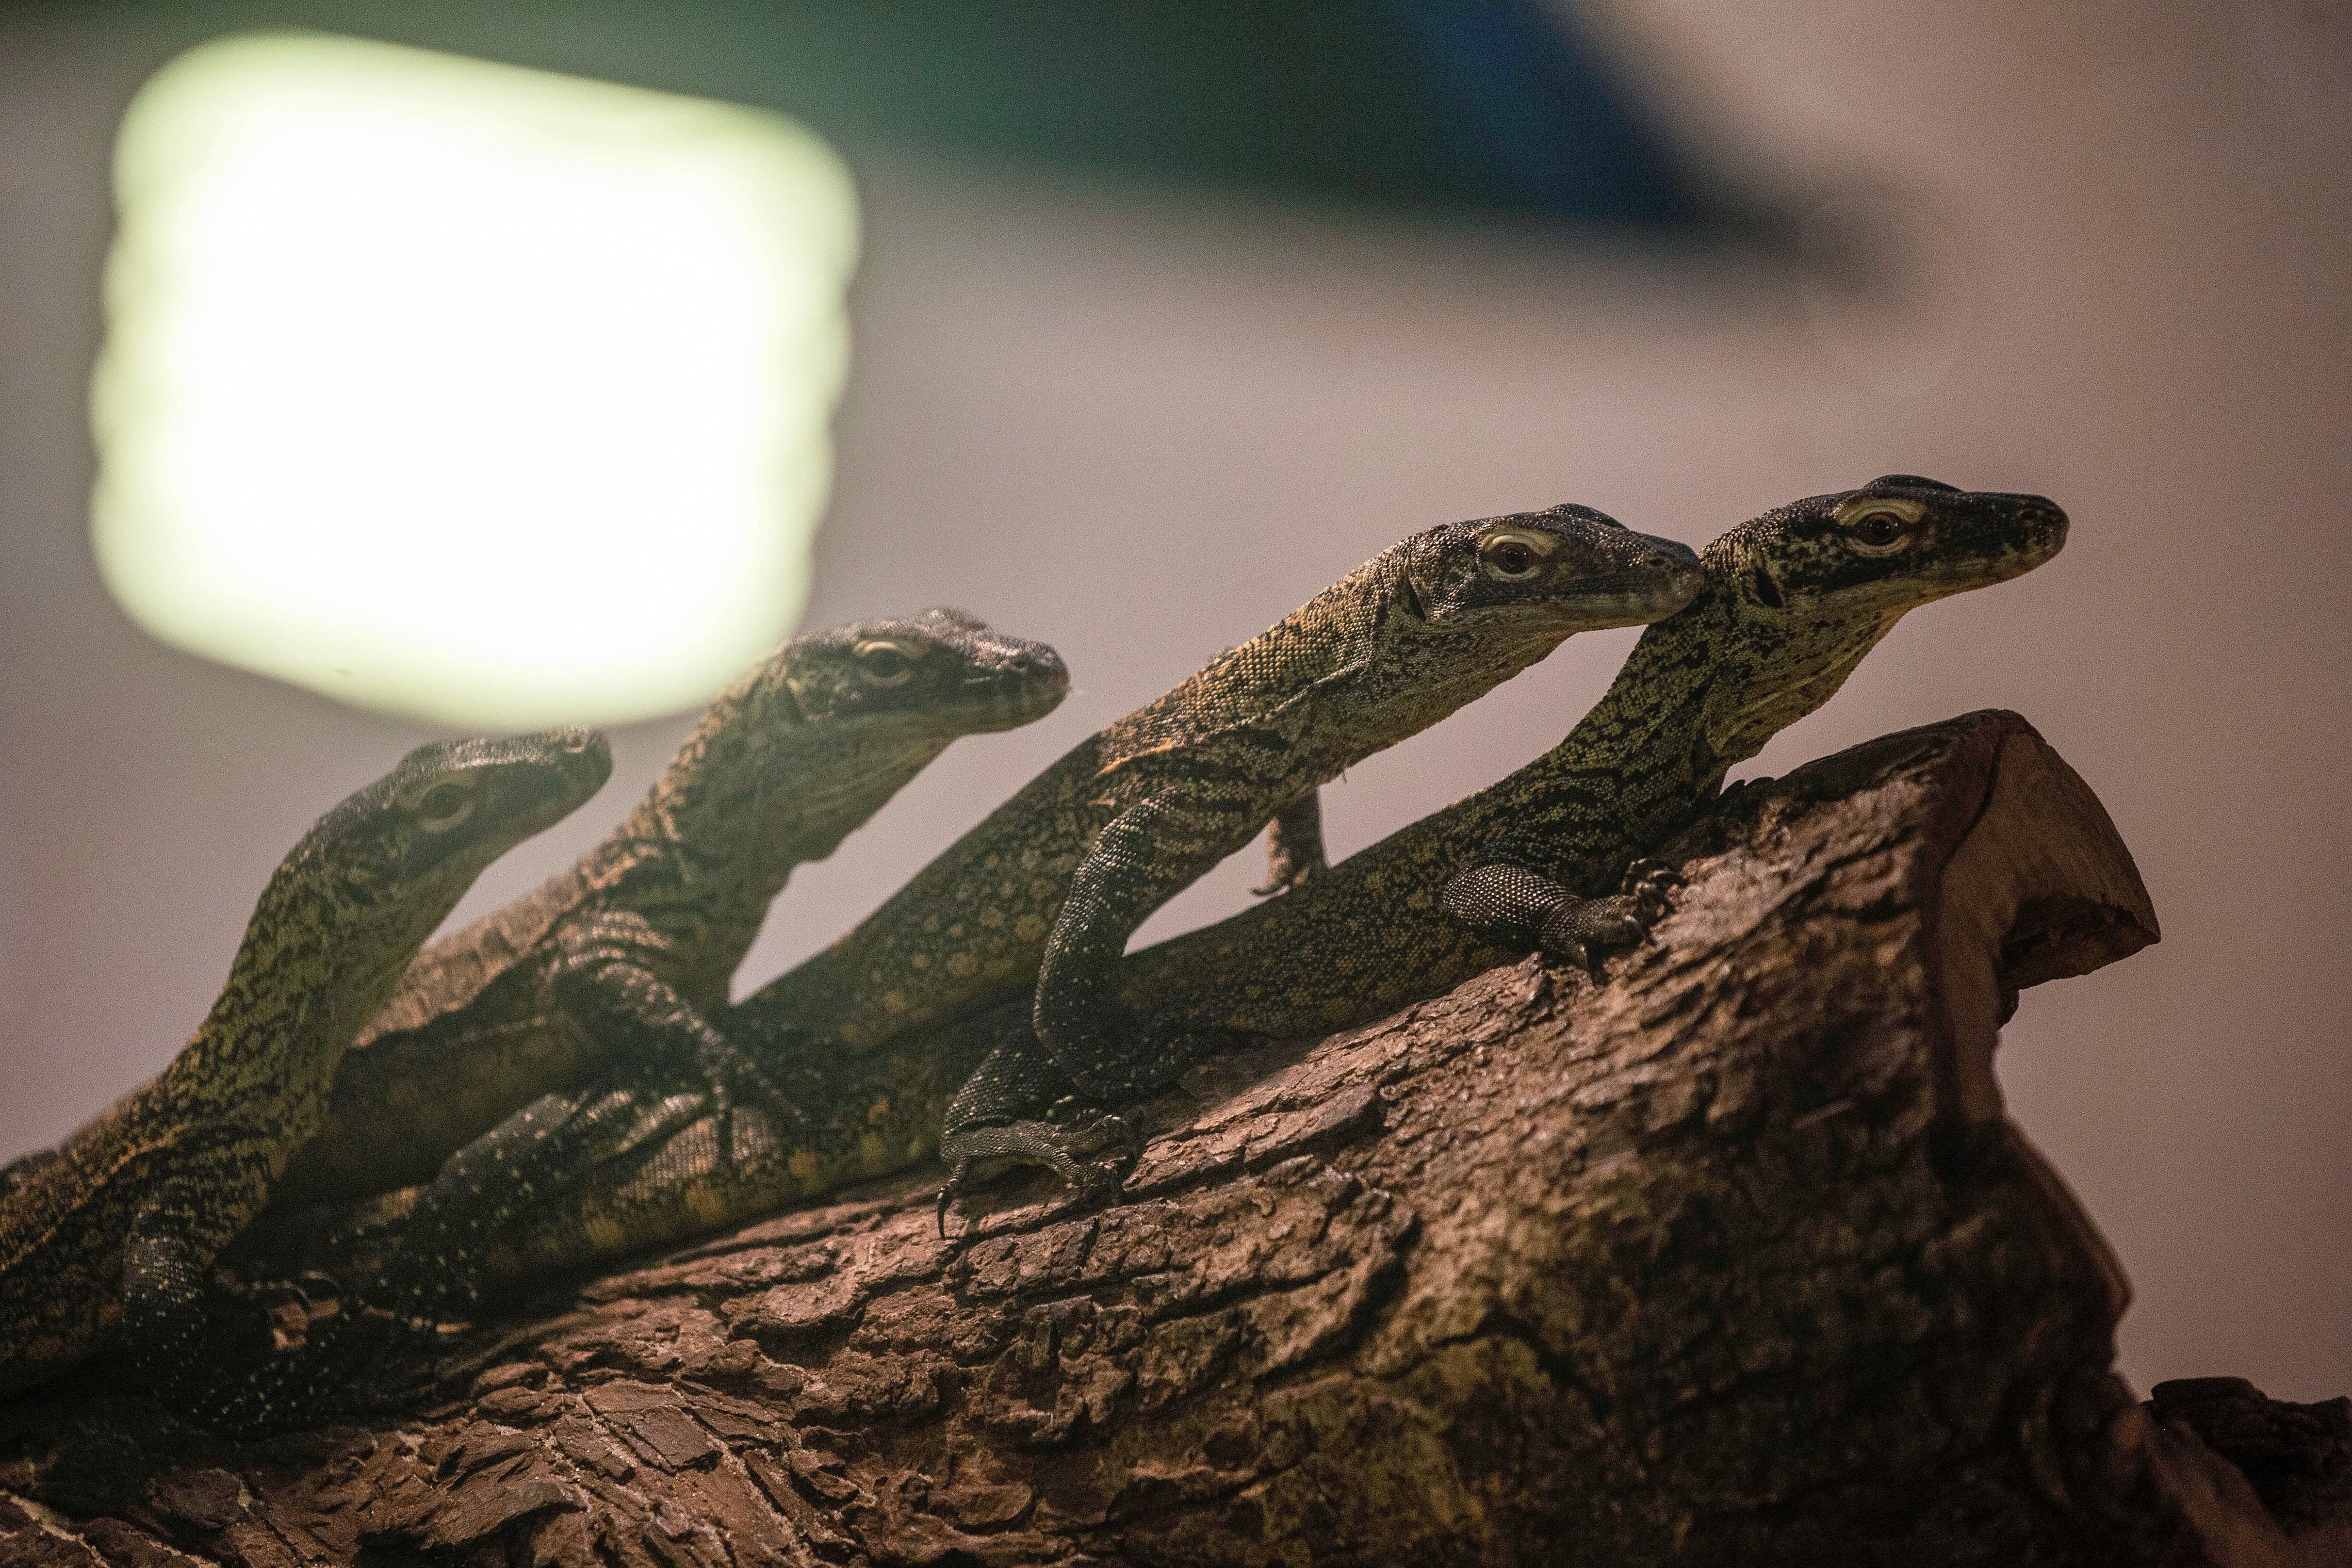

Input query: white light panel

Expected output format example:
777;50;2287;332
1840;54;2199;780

92;32;859;727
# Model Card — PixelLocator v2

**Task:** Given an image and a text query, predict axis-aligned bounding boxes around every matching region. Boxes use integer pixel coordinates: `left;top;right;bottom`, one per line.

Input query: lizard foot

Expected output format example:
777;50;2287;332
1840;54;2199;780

1533;855;1687;971
248;1271;349;1353
935;1112;1133;1238
197;1267;348;1362
693;1031;816;1174
1536;893;1656;974
1620;856;1685;918
190;1306;442;1436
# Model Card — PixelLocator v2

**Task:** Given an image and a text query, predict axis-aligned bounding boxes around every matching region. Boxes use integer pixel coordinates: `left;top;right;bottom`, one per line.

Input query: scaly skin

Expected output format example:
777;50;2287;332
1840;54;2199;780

243;478;2066;1338
482;475;2065;1257
751;508;1703;1077
924;477;2069;1217
1106;476;2072;1038
336;503;1697;1336
265;610;1068;1215
1253;793;1328;896
243;507;1698;1337
0;729;609;1404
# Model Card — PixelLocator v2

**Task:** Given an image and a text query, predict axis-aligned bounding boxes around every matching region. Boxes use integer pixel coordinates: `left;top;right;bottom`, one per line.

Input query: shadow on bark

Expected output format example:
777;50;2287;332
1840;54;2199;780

5;711;2345;1567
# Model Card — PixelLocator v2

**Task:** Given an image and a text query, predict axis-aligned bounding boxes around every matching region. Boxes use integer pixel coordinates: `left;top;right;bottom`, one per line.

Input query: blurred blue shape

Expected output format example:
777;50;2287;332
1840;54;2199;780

60;1;1721;232
1390;0;1691;222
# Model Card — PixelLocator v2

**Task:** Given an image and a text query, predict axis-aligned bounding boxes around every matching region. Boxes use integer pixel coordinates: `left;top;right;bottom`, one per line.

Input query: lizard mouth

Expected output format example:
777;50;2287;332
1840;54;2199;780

1522;563;1706;633
960;663;1071;729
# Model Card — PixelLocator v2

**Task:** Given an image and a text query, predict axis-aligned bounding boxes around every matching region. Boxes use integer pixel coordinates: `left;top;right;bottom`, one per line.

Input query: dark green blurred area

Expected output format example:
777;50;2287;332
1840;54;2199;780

25;0;1729;231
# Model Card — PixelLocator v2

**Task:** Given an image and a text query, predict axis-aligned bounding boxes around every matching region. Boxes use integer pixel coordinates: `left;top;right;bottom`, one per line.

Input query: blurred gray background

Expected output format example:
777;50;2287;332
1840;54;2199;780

3;2;2346;1399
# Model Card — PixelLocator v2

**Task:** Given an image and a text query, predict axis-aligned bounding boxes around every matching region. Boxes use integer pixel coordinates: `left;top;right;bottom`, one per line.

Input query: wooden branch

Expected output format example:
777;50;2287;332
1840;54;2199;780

4;711;2344;1567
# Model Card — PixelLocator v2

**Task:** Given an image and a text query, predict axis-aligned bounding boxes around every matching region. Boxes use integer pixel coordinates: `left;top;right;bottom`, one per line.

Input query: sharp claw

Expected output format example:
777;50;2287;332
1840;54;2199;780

1620;858;1681;900
936;1161;970;1239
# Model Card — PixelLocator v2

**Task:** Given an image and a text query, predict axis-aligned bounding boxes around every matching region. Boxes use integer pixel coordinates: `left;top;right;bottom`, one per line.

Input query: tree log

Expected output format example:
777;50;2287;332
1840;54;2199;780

5;710;2345;1567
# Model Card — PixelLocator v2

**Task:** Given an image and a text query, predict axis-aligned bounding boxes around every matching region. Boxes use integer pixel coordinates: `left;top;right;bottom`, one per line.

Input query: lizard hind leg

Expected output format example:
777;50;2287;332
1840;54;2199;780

380;1076;707;1329
552;916;799;1175
1252;790;1329;897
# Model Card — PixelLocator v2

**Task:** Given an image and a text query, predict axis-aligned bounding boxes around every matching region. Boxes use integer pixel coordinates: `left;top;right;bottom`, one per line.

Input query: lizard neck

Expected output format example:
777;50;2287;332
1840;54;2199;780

1518;580;1897;885
158;871;385;1120
1106;545;1567;774
1107;548;1402;763
592;693;959;942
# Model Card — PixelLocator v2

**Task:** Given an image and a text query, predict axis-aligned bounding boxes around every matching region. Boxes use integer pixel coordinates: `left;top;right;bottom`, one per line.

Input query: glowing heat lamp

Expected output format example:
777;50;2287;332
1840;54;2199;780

92;33;858;727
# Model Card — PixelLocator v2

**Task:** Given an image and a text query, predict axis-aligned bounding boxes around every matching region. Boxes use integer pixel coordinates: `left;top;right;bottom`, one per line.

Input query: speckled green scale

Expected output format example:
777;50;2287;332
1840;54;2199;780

266;609;1069;1212
249;479;2068;1305
1106;478;2069;1045
750;505;1704;1070
0;729;609;1400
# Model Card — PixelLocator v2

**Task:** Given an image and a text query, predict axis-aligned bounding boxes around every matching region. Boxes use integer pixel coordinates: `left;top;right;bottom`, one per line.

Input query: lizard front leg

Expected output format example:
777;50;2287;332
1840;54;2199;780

1252;790;1328;896
1032;796;1231;1102
938;799;1221;1223
1441;846;1678;971
199;1073;789;1430
935;1027;1137;1235
120;1136;280;1404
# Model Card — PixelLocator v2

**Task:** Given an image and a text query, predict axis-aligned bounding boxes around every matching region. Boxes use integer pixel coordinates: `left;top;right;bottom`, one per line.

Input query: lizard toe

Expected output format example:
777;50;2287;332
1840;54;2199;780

1539;928;1593;970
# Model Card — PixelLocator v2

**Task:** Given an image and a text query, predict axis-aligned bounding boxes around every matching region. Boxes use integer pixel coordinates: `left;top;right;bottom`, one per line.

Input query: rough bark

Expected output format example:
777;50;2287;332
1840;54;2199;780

4;710;2345;1567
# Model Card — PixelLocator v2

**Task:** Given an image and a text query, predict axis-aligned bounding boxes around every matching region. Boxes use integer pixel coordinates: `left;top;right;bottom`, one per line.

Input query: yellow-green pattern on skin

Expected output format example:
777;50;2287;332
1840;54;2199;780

268;609;1070;1213
930;478;2064;1203
1109;476;2071;1041
0;728;610;1404
335;505;1698;1343
257;479;2062;1314
752;504;1705;1082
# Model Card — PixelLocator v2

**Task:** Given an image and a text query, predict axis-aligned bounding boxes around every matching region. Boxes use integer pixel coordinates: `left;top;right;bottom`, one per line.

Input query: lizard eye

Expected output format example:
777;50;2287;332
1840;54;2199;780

1477;529;1550;580
1844;509;1910;554
411;778;478;832
855;639;918;685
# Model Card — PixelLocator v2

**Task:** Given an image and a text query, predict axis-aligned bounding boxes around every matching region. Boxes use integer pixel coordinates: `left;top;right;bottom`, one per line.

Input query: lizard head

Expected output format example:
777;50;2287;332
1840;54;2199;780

1716;475;2067;622
1689;475;2068;761
1394;503;1705;646
646;611;1066;867
288;727;612;991
772;607;1070;736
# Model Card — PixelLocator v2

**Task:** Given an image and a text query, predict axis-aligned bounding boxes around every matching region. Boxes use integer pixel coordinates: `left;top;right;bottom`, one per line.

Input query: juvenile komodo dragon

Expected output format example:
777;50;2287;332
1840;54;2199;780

0;728;609;1408
755;505;1703;1074
259;505;1701;1338
358;474;2066;1271
930;475;2071;1212
263;609;1069;1216
917;476;2068;1201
